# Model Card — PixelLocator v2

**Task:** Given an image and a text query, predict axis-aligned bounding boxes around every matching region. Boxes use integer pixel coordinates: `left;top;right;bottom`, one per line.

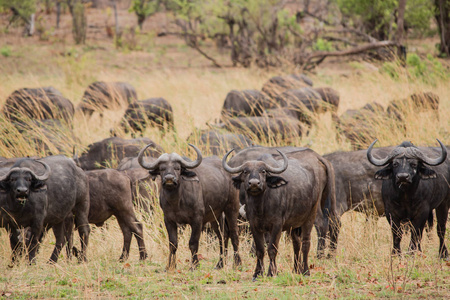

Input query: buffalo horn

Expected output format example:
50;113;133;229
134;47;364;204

178;144;202;169
412;139;447;166
222;149;246;174
367;139;394;166
0;167;22;182
0;160;51;182
265;150;288;174
138;143;165;171
32;160;51;181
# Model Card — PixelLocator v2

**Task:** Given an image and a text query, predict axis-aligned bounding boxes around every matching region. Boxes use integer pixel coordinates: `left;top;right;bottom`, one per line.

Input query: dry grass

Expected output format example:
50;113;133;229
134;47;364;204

0;32;450;298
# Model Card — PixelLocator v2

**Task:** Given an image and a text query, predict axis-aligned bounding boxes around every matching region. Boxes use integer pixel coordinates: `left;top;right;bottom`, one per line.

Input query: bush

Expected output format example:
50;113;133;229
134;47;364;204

0;46;11;57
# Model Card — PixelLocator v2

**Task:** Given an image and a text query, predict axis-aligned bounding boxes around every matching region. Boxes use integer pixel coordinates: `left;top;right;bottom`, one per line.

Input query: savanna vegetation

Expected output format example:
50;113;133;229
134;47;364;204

0;0;449;298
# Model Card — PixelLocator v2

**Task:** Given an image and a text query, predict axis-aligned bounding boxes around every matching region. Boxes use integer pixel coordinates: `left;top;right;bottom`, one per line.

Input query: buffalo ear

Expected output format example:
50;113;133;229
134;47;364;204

267;176;288;188
0;180;9;192
181;169;199;182
418;165;437;179
148;170;159;181
374;167;392;180
31;180;46;191
232;174;243;189
181;169;197;178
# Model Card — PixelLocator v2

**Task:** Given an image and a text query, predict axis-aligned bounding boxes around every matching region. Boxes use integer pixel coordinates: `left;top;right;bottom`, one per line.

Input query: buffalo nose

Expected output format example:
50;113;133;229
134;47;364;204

396;173;411;181
16;187;28;194
164;175;176;184
248;179;260;187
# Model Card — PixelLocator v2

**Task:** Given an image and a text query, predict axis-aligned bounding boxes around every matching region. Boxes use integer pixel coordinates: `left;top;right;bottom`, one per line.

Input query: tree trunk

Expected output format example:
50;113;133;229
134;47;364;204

67;0;87;44
395;0;407;64
113;0;120;35
24;13;35;36
56;1;61;29
435;0;450;57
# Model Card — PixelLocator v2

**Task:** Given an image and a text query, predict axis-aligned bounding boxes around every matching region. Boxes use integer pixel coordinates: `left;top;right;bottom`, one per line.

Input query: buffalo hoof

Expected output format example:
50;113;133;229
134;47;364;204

139;253;148;261
214;259;224;270
234;253;242;267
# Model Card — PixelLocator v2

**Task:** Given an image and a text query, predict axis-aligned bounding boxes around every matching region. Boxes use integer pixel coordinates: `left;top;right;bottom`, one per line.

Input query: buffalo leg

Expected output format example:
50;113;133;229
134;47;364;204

49;223;66;263
389;217;403;255
210;218;224;269
132;219;147;260
73;200;90;262
328;214;341;258
165;219;178;271
291;227;302;274
301;221;315;275
314;210;328;259
26;224;43;264
8;226;24;265
224;206;242;267
117;218;133;261
267;225;282;277
189;221;202;270
63;217;74;261
408;217;427;253
436;202;449;259
251;226;265;280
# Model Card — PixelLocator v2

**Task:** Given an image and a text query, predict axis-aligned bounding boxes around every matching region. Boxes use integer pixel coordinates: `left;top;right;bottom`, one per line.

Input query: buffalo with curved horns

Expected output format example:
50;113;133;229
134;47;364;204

138;144;241;270
367;139;450;257
223;148;335;279
0;156;90;263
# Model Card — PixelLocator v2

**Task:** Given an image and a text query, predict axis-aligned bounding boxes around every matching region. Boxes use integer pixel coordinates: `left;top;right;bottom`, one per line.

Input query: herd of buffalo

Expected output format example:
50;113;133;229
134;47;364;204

0;74;447;281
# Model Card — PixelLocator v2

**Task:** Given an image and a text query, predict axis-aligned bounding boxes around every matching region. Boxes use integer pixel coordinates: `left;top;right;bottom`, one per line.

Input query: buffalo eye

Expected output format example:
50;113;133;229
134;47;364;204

261;170;266;174
160;166;166;171
174;166;181;171
393;162;399;167
410;163;417;168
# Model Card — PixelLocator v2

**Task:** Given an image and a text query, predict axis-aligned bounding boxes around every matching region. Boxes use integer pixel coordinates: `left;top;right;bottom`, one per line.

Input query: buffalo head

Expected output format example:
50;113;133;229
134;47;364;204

222;149;289;195
0;160;51;204
138;143;202;189
367;139;447;189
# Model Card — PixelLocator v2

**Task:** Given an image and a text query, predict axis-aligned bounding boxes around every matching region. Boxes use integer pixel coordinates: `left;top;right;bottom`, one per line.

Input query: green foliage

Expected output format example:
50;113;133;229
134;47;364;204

336;0;434;39
129;0;160;29
313;38;334;51
381;53;449;84
0;0;36;19
0;46;12;57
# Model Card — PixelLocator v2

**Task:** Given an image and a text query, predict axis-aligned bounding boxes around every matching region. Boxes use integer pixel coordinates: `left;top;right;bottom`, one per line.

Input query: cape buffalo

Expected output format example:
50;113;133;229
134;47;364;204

223;148;336;278
262;74;313;99
335;102;386;150
312;87;340;112
274;87;331;126
83;169;147;260
2;87;74;125
138;144;241;270
387;92;439;122
121;98;174;134
193;130;253;156
367;140;450;257
220;116;304;142
0;156;90;263
78;81;138;117
221;90;273;118
76;137;164;170
118;157;159;214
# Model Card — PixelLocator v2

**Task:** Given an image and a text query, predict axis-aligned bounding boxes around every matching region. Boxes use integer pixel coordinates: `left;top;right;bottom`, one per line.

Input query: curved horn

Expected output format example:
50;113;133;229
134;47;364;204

0;167;21;182
367;139;391;166
265;150;288;174
138;143;164;170
31;160;51;181
178;144;203;169
222;149;246;174
413;139;448;166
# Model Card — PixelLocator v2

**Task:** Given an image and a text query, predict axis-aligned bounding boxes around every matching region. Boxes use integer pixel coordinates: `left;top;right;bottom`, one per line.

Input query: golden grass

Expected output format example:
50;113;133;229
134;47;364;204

0;45;450;298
